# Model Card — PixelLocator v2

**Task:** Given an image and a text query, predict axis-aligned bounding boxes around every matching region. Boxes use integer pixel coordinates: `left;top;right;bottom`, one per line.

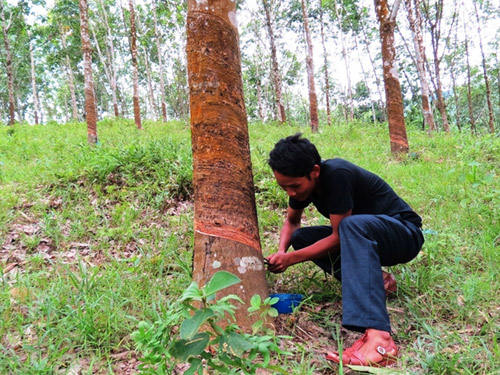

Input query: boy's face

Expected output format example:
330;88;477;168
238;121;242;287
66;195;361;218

273;165;320;202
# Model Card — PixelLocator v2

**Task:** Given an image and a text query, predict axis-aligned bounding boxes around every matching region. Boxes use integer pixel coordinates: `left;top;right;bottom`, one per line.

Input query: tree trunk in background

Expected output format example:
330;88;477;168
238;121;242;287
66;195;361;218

79;0;98;144
98;0;120;117
186;0;269;331
60;28;79;122
153;1;168;122
262;0;286;123
334;5;354;121
319;3;331;126
464;19;476;135
301;0;319;132
406;0;436;132
472;0;495;134
0;1;16;125
143;47;158;120
361;22;386;119
354;34;377;123
129;0;142;129
374;0;409;154
422;0;449;132
29;39;42;125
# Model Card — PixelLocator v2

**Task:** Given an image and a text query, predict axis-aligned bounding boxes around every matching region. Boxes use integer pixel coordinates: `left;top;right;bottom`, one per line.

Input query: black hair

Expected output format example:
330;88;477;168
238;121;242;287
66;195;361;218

268;133;321;177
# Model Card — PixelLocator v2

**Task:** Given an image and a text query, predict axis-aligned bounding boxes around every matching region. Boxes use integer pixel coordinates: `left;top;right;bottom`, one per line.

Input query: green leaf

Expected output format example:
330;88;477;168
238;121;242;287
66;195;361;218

184;358;203;375
170;333;210;361
226;332;253;356
204;271;241;297
250;294;261;308
181;282;203;301
268;307;279;317
180;308;214;340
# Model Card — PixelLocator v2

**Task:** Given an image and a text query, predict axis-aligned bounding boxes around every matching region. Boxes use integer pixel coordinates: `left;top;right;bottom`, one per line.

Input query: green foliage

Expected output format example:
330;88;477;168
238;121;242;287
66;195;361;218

132;271;290;375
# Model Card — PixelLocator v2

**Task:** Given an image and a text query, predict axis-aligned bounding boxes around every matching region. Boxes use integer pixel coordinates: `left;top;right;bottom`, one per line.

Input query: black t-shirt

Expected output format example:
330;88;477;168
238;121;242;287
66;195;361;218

289;158;422;227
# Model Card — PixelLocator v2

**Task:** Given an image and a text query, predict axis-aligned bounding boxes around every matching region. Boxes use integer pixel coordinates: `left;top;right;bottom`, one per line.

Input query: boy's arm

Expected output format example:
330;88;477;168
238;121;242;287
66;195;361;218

267;210;351;273
277;207;303;254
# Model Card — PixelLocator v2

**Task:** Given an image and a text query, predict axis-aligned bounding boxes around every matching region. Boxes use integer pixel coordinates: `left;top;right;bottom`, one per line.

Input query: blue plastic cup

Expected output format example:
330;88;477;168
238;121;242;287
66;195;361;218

270;293;304;314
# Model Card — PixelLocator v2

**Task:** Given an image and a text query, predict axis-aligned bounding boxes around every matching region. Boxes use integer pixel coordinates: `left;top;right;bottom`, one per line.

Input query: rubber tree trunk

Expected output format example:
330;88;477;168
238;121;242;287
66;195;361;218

301;0;319;132
375;0;409;154
319;2;331;126
129;0;142;129
262;0;286;123
473;0;495;134
60;28;79;122
0;1;16;125
153;1;168;122
405;0;436;132
29;39;42;125
464;19;476;134
186;0;269;332
79;0;98;145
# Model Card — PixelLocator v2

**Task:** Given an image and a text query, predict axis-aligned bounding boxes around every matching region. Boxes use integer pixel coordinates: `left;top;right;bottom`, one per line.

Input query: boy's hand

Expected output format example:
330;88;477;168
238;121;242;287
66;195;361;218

265;252;292;273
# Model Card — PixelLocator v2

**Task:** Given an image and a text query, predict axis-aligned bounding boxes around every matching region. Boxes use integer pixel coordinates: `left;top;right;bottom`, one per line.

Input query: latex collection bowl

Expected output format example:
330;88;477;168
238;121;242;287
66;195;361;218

269;293;304;314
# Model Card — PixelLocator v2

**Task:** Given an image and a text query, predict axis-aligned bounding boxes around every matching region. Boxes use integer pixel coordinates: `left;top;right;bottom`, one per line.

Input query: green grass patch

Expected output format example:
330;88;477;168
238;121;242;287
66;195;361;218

0;119;498;374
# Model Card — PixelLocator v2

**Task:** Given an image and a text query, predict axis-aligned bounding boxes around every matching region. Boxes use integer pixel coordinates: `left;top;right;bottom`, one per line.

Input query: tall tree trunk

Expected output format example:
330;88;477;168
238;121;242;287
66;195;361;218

153;1;168;122
186;0;269;331
354;34;377;123
374;0;409;154
97;0;120;117
361;21;386;119
60;27;79;122
422;0;450;132
405;0;436;132
472;0;495;133
142;47;158;120
129;0;142;129
262;0;286;123
29;39;42;125
319;2;331;126
301;0;319;132
79;0;98;144
464;19;476;134
0;1;16;125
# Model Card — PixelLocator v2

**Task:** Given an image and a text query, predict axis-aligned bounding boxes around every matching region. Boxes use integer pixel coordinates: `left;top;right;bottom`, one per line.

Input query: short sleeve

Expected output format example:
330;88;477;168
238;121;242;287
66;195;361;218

325;168;354;214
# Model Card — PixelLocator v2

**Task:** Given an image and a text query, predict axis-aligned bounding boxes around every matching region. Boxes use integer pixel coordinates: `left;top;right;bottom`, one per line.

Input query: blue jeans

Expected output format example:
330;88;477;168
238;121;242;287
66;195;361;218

290;214;424;333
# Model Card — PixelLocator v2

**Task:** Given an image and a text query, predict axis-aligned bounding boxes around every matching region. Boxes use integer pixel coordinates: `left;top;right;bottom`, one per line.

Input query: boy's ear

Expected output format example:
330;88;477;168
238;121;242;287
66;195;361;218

311;164;320;179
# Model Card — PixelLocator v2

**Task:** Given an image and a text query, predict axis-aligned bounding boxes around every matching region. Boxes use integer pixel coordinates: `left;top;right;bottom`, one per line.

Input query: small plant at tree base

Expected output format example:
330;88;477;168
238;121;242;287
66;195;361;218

132;271;290;375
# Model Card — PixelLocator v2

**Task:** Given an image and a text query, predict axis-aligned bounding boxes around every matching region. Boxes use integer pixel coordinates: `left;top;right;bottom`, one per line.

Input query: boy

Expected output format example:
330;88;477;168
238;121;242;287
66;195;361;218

266;134;424;366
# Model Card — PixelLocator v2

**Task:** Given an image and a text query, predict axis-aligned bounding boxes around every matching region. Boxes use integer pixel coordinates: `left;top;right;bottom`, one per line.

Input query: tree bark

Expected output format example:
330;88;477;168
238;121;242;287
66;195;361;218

262;0;286;123
186;0;269;331
375;0;409;154
153;1;168;122
129;0;142;129
142;47;158;120
464;18;476;134
405;0;436;132
472;0;495;133
79;0;98;144
60;27;79;122
354;34;377;123
319;2;331;126
97;0;120;117
0;1;16;125
301;0;319;132
361;21;386;119
422;0;450;132
29;39;42;125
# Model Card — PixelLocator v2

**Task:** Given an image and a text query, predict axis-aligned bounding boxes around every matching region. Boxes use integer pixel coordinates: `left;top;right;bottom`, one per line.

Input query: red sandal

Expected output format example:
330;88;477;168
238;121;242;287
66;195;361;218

326;330;398;367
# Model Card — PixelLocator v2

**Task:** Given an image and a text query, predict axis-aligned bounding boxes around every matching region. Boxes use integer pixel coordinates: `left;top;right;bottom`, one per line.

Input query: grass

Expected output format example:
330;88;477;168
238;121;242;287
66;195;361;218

0;119;499;374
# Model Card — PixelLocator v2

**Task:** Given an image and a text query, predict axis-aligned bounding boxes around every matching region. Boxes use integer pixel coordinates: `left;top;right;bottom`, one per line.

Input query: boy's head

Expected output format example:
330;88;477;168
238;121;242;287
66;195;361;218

268;133;321;178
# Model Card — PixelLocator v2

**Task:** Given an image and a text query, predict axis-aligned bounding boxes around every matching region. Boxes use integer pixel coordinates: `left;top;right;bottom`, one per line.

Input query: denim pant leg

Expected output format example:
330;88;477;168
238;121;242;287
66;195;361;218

339;215;424;333
290;226;342;281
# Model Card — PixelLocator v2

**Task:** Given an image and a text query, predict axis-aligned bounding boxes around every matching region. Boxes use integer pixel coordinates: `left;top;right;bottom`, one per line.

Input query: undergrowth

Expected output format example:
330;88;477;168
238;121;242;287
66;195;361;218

0;119;498;374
